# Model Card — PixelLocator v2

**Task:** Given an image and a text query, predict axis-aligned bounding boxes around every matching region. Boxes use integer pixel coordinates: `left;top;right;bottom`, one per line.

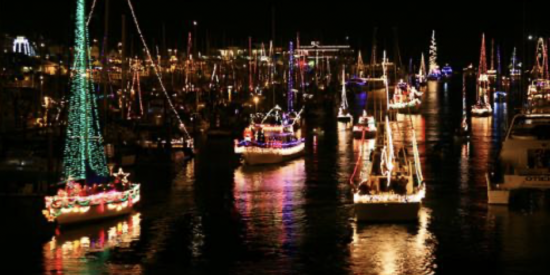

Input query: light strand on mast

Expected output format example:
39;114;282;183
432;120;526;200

126;0;190;139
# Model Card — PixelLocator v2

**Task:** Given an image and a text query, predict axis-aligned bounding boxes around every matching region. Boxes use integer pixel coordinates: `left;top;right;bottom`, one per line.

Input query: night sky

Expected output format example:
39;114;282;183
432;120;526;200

1;1;548;67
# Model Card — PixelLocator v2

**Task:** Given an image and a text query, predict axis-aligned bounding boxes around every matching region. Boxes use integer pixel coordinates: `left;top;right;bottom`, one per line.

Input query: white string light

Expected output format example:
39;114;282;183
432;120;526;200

86;0;98;27
126;0;191;139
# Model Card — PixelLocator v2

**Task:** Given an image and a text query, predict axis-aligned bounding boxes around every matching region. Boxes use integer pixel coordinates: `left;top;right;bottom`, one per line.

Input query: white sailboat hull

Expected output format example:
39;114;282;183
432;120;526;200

241;143;305;165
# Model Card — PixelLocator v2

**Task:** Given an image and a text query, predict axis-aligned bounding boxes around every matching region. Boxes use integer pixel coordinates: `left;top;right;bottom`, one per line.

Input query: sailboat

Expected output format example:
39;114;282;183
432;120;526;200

352;61;425;222
338;67;354;122
234;42;305;165
43;0;140;225
472;34;493;117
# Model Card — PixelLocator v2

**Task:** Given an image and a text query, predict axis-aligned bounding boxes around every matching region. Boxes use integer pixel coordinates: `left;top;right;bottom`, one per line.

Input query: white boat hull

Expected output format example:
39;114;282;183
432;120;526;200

487;173;550;205
355;202;421;222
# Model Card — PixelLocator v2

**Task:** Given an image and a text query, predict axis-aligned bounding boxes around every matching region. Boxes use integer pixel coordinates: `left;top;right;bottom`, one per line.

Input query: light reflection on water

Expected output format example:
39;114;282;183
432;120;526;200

43;213;142;274
350;208;436;275
234;159;306;250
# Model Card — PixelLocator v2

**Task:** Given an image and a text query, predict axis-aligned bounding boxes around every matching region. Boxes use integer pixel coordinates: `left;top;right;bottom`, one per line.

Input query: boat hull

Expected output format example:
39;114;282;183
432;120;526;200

355;202;421;222
241;144;305;165
337;115;353;123
353;129;377;139
56;201;136;225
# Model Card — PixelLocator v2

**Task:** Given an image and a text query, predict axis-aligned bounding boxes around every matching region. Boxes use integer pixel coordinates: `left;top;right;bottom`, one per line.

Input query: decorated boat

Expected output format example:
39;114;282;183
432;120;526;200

43;0;140;225
235;106;305;165
351;62;425;222
389;80;423;114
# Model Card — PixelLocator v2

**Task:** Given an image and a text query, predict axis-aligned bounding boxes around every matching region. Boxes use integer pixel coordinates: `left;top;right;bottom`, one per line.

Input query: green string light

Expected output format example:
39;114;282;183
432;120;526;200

62;0;109;181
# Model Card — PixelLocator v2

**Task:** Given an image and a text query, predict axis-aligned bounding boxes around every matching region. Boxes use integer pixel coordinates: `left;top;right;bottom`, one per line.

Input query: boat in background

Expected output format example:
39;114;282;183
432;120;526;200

338;67;354;123
353;111;377;140
472;34;493;117
487;114;550;204
235;106;305;165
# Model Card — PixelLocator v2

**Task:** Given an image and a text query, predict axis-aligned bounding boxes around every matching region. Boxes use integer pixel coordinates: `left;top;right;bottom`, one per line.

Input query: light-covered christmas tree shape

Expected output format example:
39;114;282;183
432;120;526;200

428;30;439;77
63;0;109;181
357;50;364;78
478;33;488;77
419;53;427;77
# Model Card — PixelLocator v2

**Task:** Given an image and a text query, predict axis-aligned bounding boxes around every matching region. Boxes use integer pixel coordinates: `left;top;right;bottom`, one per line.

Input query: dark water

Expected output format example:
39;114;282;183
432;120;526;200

5;79;550;274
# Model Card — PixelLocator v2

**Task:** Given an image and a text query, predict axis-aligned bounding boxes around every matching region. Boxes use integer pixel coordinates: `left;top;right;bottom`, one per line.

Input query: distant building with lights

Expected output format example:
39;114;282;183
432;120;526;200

296;41;354;60
12;36;36;56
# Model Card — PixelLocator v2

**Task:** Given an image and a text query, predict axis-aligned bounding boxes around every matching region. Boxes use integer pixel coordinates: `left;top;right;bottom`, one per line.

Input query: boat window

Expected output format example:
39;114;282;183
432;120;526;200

527;149;550;169
510;117;550;140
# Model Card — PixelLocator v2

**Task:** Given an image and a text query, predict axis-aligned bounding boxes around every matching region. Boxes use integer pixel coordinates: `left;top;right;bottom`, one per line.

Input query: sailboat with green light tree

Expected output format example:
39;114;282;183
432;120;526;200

43;0;140;225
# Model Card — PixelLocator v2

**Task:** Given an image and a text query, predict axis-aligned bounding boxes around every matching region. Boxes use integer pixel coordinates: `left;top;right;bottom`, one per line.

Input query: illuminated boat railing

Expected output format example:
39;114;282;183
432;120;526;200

236;139;305;149
354;185;426;204
389;99;422;110
43;184;140;222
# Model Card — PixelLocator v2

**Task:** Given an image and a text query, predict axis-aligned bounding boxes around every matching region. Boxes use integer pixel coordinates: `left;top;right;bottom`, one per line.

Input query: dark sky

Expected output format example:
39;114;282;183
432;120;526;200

1;1;549;67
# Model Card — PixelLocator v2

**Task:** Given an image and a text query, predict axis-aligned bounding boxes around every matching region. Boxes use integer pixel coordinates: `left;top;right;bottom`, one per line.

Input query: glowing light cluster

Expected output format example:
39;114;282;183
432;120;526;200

62;0;109;181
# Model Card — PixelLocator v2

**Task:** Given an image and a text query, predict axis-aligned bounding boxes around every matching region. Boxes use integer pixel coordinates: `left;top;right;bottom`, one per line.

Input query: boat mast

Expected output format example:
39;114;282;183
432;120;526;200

288;41;294;112
382;51;394;187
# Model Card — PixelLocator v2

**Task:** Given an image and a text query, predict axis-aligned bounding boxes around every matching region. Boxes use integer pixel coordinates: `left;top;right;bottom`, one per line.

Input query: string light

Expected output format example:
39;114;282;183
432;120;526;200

86;0;98;27
62;0;109;181
126;0;191;139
